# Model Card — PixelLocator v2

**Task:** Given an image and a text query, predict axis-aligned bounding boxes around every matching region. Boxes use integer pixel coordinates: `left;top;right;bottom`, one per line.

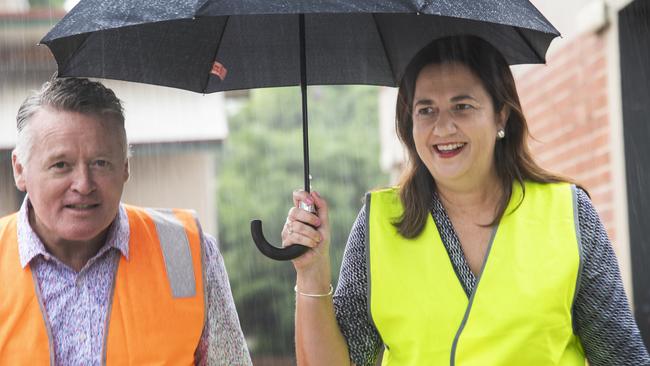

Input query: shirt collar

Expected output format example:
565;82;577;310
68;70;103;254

17;197;130;268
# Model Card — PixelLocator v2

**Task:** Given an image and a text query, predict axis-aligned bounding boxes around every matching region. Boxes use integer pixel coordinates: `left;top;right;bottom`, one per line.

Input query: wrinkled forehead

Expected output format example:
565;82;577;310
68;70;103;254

29;107;127;150
29;106;125;133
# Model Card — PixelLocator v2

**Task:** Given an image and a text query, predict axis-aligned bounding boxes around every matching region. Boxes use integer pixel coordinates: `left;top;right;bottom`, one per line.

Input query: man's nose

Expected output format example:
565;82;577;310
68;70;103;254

433;111;457;137
70;165;96;194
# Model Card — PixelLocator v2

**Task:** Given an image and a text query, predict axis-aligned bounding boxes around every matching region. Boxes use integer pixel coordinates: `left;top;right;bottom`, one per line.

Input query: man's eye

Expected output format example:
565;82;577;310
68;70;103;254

94;160;109;168
51;162;67;169
455;104;473;110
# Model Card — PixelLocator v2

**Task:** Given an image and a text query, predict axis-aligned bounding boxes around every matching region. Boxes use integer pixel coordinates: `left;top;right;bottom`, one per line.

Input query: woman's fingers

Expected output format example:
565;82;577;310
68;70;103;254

285;190;333;271
311;191;329;228
282;219;322;248
284;189;331;252
292;189;312;208
288;205;321;227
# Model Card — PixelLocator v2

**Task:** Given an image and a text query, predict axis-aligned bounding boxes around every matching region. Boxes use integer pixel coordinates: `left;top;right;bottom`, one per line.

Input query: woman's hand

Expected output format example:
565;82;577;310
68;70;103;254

285;191;352;365
282;190;332;289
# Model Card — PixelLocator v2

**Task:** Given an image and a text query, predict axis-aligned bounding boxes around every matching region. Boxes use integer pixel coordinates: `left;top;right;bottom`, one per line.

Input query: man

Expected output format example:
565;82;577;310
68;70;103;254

0;78;252;365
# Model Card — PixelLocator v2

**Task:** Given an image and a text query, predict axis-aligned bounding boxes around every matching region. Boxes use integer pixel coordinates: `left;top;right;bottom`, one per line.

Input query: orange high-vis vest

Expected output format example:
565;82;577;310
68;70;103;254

0;205;205;365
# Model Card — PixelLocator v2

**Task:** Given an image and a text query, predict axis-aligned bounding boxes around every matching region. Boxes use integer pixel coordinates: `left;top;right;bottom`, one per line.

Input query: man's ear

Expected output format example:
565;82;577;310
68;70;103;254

123;159;130;183
11;151;27;192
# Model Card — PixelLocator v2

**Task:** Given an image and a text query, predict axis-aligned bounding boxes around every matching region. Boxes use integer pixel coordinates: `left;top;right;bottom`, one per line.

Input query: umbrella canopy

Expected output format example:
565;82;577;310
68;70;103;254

41;0;560;261
42;1;558;93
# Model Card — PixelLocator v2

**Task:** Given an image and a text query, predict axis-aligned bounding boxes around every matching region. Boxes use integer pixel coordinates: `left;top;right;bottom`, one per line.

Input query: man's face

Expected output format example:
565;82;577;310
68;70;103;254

12;107;129;247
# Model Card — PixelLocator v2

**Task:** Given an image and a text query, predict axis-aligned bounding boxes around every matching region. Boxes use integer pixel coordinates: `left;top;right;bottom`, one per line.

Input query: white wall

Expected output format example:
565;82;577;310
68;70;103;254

378;87;403;183
0;154;19;217
101;80;228;145
0;0;28;12
122;148;219;236
0;79;229;150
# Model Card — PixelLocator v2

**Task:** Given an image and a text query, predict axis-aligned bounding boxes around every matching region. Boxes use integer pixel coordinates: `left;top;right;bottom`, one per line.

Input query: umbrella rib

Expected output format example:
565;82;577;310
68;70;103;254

201;15;231;93
371;13;398;86
514;27;544;63
51;33;92;78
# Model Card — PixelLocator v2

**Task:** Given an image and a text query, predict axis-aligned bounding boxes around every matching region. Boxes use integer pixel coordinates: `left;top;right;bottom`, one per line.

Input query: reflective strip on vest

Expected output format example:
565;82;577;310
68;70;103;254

367;182;586;366
145;208;197;298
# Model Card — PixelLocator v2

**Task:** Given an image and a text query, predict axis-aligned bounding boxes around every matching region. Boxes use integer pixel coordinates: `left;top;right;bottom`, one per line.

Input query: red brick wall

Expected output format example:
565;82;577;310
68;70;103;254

515;32;615;239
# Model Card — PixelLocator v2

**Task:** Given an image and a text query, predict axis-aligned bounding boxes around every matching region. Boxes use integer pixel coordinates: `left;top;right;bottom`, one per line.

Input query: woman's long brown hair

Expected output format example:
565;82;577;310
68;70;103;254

394;36;573;238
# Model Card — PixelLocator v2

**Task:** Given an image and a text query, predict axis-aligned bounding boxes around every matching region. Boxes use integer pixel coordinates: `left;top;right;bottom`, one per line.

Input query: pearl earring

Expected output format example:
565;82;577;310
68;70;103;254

497;129;505;139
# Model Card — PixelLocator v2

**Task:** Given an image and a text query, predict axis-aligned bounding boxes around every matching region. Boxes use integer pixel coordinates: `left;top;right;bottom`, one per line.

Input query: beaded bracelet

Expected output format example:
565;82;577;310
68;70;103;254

294;284;334;298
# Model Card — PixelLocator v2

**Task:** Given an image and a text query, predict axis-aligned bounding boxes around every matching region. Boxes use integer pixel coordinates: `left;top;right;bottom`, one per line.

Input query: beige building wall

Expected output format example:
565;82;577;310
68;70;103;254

378;87;402;184
0;154;19;217
0;0;28;11
122;148;219;236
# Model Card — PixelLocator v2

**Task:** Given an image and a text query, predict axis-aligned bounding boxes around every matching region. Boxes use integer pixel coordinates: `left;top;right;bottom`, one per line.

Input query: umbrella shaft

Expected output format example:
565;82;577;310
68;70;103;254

300;14;311;193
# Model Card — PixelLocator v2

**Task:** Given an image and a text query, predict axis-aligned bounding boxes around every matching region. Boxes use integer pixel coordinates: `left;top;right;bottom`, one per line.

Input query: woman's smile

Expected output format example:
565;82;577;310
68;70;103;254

433;142;467;158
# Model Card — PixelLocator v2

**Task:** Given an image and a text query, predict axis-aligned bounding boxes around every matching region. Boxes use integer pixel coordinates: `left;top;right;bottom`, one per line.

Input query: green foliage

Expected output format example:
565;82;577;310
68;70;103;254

217;85;388;355
29;0;65;8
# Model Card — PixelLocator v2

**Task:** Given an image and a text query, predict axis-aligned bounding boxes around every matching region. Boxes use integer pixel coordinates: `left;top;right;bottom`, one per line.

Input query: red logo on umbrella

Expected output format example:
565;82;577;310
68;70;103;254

211;61;227;81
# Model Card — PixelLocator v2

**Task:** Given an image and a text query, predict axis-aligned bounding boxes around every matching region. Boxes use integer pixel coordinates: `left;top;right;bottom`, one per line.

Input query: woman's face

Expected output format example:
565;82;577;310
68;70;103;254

412;62;507;190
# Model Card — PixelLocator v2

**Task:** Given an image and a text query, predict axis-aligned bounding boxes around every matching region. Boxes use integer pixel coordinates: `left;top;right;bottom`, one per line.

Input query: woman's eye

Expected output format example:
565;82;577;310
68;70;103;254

455;103;475;111
416;107;435;116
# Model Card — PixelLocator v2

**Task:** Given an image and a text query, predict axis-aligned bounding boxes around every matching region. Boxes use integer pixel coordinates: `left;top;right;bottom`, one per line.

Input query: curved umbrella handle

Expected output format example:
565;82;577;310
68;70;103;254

251;219;309;260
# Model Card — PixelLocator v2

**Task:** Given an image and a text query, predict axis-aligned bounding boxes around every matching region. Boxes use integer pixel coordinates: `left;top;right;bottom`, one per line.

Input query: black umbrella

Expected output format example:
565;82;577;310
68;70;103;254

41;0;559;261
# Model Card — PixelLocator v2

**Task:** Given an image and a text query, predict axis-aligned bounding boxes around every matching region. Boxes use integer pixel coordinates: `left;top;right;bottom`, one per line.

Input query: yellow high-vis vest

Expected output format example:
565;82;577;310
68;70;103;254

367;181;585;365
0;205;205;365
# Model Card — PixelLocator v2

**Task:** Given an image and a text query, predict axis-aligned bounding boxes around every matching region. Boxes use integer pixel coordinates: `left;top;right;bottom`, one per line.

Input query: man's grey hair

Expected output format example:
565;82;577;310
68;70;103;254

14;77;131;165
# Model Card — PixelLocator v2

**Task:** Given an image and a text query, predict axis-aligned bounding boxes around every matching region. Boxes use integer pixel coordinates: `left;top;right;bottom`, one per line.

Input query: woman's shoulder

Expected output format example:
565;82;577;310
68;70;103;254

365;186;401;206
367;186;399;196
573;185;600;225
521;179;574;189
521;180;592;203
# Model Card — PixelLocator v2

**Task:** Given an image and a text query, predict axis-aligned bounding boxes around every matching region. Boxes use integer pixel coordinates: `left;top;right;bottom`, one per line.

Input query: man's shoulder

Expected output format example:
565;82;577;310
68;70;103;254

121;204;200;225
0;212;20;247
120;203;217;255
0;212;19;226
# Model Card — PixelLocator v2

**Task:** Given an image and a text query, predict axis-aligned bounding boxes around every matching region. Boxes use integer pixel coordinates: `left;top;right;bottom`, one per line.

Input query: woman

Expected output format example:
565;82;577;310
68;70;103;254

282;36;650;365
